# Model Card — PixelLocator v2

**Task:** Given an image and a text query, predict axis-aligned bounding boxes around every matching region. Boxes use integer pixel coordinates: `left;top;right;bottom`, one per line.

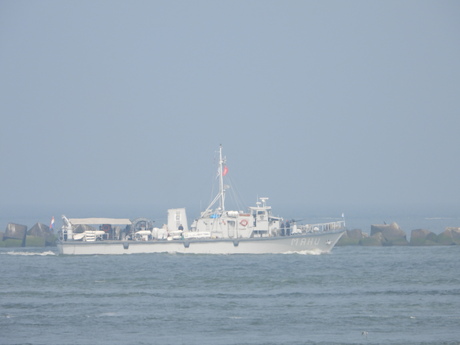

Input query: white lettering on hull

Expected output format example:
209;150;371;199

291;237;321;246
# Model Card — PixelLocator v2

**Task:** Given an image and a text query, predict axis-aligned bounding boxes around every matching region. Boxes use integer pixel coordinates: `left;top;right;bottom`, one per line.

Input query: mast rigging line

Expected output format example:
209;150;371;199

203;145;248;214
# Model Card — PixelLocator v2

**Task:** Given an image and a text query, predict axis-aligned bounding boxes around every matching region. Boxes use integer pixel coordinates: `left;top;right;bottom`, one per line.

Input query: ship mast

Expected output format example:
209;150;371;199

218;144;225;212
203;145;227;215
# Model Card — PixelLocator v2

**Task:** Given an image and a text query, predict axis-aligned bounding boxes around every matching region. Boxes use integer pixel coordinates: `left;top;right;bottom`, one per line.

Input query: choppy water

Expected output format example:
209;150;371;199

1;246;459;345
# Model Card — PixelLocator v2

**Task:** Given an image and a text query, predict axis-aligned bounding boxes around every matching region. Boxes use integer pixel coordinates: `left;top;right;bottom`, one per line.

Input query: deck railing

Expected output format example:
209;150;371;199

299;221;345;233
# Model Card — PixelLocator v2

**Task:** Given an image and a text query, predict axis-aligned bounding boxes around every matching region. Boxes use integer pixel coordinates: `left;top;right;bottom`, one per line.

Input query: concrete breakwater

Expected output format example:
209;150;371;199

337;222;460;246
0;223;57;247
1;221;459;248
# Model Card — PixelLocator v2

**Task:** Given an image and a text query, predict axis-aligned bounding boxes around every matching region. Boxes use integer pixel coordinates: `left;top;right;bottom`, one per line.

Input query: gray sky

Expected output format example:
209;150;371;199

1;1;459;228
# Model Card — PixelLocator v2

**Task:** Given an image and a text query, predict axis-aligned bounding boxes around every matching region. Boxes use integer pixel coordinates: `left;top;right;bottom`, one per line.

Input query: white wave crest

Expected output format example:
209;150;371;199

2;250;56;256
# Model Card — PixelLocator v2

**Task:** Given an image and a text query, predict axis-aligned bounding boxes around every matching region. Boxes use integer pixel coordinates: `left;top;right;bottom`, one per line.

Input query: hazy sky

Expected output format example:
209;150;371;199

1;1;459;228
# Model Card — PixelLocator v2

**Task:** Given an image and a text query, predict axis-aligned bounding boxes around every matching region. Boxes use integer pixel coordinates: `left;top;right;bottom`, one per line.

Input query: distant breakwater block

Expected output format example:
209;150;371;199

337;225;460;247
360;232;386;246
410;229;438;246
337;223;410;246
437;227;460;245
3;223;27;247
370;222;409;246
337;228;409;247
336;229;368;246
410;227;460;246
1;223;57;247
27;223;56;246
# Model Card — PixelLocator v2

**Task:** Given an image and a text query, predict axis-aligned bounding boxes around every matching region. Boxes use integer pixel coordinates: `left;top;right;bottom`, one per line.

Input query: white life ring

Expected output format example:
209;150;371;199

240;219;248;227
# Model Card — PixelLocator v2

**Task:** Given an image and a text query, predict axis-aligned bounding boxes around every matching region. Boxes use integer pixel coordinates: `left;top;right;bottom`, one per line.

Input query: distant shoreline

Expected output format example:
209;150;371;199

1;222;459;248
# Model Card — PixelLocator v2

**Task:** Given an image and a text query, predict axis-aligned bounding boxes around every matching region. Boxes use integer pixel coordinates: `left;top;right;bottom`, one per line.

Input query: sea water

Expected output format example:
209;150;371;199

1;246;459;345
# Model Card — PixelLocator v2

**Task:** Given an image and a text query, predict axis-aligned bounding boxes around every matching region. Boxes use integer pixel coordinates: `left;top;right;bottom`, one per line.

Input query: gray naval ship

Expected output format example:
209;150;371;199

57;146;345;255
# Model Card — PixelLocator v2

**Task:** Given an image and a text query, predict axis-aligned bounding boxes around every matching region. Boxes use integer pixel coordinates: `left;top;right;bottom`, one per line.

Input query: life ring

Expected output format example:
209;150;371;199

240;219;248;227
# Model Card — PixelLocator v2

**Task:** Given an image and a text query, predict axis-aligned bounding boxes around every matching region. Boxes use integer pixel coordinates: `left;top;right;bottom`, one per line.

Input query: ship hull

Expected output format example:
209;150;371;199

57;230;344;255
